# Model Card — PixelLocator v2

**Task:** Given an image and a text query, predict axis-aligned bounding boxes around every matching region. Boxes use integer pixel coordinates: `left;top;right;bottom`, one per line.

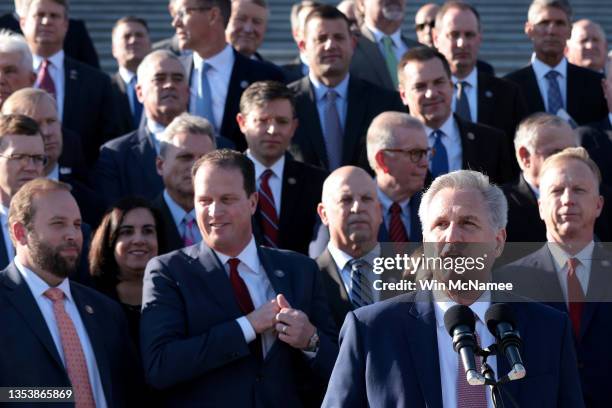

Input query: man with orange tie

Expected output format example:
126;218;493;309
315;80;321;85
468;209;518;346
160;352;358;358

0;178;142;407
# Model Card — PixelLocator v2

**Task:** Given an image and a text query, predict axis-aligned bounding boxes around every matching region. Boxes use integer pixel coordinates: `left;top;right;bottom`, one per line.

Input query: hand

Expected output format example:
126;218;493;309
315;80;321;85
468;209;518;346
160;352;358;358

274;294;316;349
246;299;280;334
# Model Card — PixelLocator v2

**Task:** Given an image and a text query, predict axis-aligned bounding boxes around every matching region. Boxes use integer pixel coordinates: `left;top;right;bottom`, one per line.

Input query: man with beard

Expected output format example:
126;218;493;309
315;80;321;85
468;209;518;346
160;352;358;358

323;169;584;407
349;0;420;91
0;178;143;406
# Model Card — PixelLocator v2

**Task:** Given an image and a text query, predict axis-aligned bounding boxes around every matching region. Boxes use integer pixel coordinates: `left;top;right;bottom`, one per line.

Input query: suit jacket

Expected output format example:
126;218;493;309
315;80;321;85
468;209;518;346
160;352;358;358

322;289;584;408
288;75;405;171
140;242;339;407
93;125;163;208
0;13;100;69
252;155;328;255
58;127;87;183
150;193;184;254
152;35;182;56
577;119;612;186
476;59;495;76
110;72;138;136
497;244;612;407
281;57;307;84
0;263;142;407
504;62;607;126
182;48;285;151
62;57;121;164
350;26;421;91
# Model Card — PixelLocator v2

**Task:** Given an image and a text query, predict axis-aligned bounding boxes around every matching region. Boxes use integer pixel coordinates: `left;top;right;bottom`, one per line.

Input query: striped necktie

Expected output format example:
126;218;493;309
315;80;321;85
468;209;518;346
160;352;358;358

258;169;279;247
348;259;373;308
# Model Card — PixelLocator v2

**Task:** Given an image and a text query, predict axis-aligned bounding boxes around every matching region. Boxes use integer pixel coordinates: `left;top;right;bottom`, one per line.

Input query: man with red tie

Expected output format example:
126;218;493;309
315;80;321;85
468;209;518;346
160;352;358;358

140;149;338;407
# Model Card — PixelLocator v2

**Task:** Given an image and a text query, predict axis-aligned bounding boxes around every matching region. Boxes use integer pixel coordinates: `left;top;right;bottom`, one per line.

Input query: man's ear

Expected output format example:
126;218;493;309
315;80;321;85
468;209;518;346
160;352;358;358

317;202;329;226
12;222;28;247
517;146;531;169
155;156;164;176
374;150;389;173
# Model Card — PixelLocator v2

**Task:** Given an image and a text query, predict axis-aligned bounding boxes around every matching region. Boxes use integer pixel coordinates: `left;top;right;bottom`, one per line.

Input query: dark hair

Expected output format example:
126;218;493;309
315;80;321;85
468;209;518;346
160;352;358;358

198;0;232;28
436;1;481;31
89;197;167;293
239;80;296;116
0;113;40;150
191;148;256;196
398;46;452;82
112;16;150;35
236;0;267;9
303;4;351;35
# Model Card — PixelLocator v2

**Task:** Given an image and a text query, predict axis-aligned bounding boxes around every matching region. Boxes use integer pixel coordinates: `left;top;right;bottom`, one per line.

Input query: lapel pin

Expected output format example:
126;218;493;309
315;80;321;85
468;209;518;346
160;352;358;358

467;132;475;141
85;305;94;314
59;166;72;175
69;69;78;80
601;260;610;267
288;177;296;185
274;270;285;278
485;90;493;98
240;80;249;89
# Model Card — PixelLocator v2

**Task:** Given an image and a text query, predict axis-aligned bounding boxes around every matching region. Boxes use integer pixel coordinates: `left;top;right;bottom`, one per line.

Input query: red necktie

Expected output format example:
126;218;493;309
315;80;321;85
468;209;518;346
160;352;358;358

567;258;584;338
38;59;56;99
389;202;409;242
257;169;279;248
456;326;487;408
44;288;95;408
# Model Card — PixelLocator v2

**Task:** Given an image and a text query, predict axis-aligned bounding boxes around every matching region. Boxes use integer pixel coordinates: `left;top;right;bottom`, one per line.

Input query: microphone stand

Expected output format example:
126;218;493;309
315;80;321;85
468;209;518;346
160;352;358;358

476;345;519;408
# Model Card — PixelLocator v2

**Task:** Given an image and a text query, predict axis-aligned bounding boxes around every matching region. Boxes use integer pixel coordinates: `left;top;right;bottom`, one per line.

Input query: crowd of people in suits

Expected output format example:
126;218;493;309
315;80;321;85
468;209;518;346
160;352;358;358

0;0;611;406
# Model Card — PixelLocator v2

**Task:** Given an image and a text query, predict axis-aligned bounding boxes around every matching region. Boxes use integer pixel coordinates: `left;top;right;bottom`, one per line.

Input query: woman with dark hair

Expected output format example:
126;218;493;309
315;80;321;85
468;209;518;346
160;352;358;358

89;196;167;343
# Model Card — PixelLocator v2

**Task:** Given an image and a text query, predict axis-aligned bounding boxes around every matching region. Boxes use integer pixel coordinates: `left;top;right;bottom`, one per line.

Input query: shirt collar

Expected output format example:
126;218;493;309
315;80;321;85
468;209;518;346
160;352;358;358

146;118;166;136
299;53;309;67
433;290;491;329
0;204;8;217
608;112;612;126
521;173;540;198
531;55;567;81
366;23;403;46
193;44;234;72
118;66;136;84
214;236;260;274
246;151;286;181
33;50;64;71
327;242;381;271
452;66;478;88
425;114;457;141
376;187;410;213
309;73;350;103
163;189;194;228
47;163;60;181
548;240;595;271
14;258;74;303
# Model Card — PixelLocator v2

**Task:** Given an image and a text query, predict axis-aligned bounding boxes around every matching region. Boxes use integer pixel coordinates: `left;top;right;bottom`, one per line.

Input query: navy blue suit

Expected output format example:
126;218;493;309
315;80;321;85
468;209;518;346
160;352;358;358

323;290;584;408
140;242;338;407
0;263;142;407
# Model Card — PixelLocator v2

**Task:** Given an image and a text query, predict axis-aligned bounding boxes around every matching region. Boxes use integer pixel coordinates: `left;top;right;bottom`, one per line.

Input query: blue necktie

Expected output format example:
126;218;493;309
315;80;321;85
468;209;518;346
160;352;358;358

455;81;472;122
545;70;563;115
348;259;373;308
430;130;449;178
130;76;143;128
196;63;216;128
323;90;343;170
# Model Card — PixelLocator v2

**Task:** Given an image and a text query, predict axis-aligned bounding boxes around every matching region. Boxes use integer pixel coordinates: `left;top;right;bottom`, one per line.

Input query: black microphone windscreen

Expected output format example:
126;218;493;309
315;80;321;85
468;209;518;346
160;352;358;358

444;304;476;336
485;303;517;334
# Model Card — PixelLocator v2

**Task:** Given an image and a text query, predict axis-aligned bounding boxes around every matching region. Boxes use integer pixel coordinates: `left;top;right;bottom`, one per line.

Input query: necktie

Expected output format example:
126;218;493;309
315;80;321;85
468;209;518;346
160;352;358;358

545;70;563;115
44;288;95;408
430;130;449;178
181;214;196;247
381;36;399;88
389;202;409;242
38;59;56;99
567;257;584;338
257;169;279;248
455;81;472;122
130;76;143;128
348;259;373;308
456;328;487;408
323;90;343;170
197;62;216;128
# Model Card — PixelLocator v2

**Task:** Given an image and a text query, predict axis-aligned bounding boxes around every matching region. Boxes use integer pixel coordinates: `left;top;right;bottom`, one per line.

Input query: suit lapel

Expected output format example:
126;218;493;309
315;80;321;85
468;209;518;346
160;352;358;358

221;50;245;137
530;245;566;313
343;78;366;165
321;249;351;312
476;72;494;123
455;115;478;168
155;194;183;250
409;193;423;241
358;27;393;90
579;245;612;339
130;126;159;188
63;58;80;123
278;157;299;240
194;244;243;314
566;63;580;120
524;66;546;112
517;174;538;206
113;72;127;94
298;77;329;168
0;231;9;269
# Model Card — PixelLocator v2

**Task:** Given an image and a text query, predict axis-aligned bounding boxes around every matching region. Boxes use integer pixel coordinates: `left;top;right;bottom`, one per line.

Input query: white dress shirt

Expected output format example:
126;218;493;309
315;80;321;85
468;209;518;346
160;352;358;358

452;67;479;123
366;24;409;62
0;205;13;260
246;152;285;214
327;243;381;302
531;55;568;113
33;50;66;120
214;237;277;356
548;240;594;305
118;66;138;115
433;291;496;408
145;118;166;155
190;44;234;130
310;72;350;133
377;187;411;237
15;260;108;408
162;190;202;244
425;115;463;173
47;163;60;181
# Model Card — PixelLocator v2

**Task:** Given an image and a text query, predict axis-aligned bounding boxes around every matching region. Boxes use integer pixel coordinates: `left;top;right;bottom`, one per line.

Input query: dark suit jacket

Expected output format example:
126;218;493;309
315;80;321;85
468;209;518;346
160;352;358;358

350;26;421;91
150;193;183;254
322;290;584;408
58;127;87;182
504;62;607;126
0;13;100;69
497;244;612;407
577;119;612;186
0;263;142;407
62;57;121;164
93;125;163;208
182;48;285;151
476;59;495;76
110;72;138;136
281;57;307;83
288;75;405;171
252;155;328;255
152;35;182;56
140;242;339;407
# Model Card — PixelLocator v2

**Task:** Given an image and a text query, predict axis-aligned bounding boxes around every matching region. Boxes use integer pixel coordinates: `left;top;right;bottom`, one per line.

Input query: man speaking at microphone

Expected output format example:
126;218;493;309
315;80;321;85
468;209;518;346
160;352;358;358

322;169;583;407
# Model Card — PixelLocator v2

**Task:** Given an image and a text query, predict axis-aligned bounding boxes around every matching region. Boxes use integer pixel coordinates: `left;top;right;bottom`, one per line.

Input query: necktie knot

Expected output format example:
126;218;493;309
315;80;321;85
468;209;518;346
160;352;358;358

261;169;274;183
431;129;444;141
42;59;51;69
325;89;338;103
545;70;560;80
382;36;394;48
567;257;580;272
456;80;469;91
228;257;240;271
44;287;65;302
183;214;194;228
349;258;367;272
203;62;212;73
390;202;402;215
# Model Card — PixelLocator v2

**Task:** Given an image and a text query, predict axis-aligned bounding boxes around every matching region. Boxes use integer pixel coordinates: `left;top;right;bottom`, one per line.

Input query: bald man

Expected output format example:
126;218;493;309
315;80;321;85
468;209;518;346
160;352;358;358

414;3;438;47
566;19;608;73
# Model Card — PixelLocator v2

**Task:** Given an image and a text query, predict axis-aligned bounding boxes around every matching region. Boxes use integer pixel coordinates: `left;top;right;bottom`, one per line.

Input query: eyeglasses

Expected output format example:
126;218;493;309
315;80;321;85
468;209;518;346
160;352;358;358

415;21;435;32
0;153;48;166
382;148;431;163
173;6;212;21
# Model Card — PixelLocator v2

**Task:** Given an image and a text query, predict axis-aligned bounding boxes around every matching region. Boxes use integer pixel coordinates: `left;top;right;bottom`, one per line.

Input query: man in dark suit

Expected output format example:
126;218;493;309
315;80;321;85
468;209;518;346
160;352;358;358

281;1;321;83
349;0;420;91
290;5;405;172
433;1;527;164
20;0;120;164
399;46;513;184
504;0;607;126
323;169;584;407
110;16;152;135
140;149;338;406
238;80;327;255
497;147;612;406
94;50;189;208
172;0;284;152
366;111;426;243
0;178;141;407
152;113;216;253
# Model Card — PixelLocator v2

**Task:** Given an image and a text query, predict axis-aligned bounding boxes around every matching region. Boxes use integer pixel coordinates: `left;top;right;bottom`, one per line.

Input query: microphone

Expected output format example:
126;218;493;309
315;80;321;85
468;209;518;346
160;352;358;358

444;304;486;386
485;303;526;381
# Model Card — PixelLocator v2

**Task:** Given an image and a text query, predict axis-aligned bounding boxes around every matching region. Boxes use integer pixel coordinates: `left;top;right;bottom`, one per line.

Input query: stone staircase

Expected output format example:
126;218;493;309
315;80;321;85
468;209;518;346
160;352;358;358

0;0;610;76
